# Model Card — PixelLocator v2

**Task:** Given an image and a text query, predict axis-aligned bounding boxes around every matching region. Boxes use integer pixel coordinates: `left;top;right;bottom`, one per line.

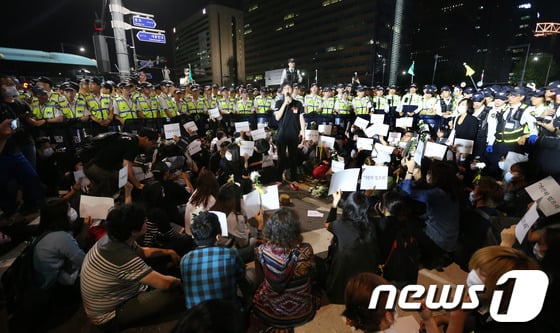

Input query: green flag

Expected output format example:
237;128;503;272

407;62;415;76
188;64;193;82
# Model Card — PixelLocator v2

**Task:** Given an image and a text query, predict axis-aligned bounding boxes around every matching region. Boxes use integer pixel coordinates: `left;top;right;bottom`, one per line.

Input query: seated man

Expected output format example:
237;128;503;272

80;204;182;331
180;211;248;310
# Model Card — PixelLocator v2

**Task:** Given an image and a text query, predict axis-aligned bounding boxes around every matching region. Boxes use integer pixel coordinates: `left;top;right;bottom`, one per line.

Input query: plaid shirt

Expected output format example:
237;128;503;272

180;245;245;309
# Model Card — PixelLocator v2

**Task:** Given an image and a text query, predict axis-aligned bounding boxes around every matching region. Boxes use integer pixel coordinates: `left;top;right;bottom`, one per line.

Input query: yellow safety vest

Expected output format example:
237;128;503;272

32;102;58;119
137;95;161;118
304;95;322;113
254;96;272;114
495;104;530;143
322;97;335;114
219;99;235;113
115;97;137;121
336;100;352;114
186;99;206;115
353;97;371;115
61;98;87;118
85;94;112;120
236;99;253;114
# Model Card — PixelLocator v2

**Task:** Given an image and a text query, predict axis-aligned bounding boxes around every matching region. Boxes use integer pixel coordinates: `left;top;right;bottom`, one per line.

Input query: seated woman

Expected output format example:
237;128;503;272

251;208;318;331
184;169;219;235
421;246;540;333
80;204;182;331
324;190;380;304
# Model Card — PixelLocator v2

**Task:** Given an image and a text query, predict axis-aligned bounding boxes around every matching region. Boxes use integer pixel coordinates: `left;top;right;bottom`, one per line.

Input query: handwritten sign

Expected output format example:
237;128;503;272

364;125;377;138
331;160;345;173
525;176;560;201
424;141;448;160
251;128;266;140
328;168;360;195
357;137;374;151
354;117;370;130
187;140;202;155
243;185;280;218
73;169;90;187
360;165;389;190
370;114;385;124
373;123;389;136
374;143;395;156
234;121;251;133
163;123;181;139
183;121;198;133
240;140;255;157
515;203;539;243
319;135;335;149
396;117;413;128
305;130;320;143
388;132;401;144
318;124;332;135
208;107;221;119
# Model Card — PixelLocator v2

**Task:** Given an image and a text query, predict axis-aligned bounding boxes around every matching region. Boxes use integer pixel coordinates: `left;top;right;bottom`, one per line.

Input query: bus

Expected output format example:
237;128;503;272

0;47;99;84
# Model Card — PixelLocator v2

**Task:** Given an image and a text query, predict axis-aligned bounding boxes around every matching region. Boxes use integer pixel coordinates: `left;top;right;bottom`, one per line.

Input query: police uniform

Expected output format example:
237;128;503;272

320;89;336;124
136;93;161;119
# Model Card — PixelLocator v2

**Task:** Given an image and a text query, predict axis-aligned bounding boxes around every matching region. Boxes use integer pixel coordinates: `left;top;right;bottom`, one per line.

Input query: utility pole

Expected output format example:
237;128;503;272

109;0;131;79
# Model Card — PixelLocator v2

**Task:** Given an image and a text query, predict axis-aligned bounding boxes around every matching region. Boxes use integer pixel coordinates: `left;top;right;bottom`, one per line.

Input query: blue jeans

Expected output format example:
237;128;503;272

0;152;45;216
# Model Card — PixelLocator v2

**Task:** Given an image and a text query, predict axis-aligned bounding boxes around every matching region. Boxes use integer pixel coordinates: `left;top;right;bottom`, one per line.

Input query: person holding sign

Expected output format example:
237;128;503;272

274;83;306;182
400;157;462;270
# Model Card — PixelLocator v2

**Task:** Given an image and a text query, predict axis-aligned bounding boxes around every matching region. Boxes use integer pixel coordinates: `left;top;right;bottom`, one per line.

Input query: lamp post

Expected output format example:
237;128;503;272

532;53;555;86
431;54;441;85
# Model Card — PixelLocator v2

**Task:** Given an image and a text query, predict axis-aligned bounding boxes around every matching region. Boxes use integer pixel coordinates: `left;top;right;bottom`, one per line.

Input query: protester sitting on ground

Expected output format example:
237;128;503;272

400;158;463;270
323;190;380;304
184;168;219;235
343;272;401;332
80;204;182;331
251;208;319;331
420;246;540;333
180;211;248;310
212;182;258;262
498;161;534;217
374;191;421;288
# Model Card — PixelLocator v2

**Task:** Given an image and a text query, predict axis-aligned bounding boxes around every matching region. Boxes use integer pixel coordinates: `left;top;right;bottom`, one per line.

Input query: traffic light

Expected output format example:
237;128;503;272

94;19;104;32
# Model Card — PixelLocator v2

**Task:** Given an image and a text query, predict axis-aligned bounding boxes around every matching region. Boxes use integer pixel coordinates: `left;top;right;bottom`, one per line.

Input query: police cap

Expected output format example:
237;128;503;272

37;76;54;87
463;87;474;94
530;88;545;98
440;85;451;91
139;82;153;89
288;58;295;63
494;91;508;101
90;77;102;85
409;83;417;89
355;85;365;92
510;87;526;96
62;81;79;91
471;92;485;102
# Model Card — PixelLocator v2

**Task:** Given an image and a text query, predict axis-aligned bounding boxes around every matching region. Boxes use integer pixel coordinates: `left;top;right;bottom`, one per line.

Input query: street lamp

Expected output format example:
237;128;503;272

532;53;555;85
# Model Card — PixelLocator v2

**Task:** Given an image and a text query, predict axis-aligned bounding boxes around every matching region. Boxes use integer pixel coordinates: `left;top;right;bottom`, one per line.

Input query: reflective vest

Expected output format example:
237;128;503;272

186;99;206;115
48;91;66;107
175;100;188;115
219;99;235;114
61;98;87;118
136;95;161;118
254;96;272;113
322;97;335;114
284;68;298;85
335;99;352;114
32;102;58;119
304;94;322;113
161;95;178;118
419;96;439;115
115;97;137;121
495;104;529;143
294;95;304;104
385;94;401;110
203;96;218;110
236;99;253;114
353;97;371;115
85;94;112;120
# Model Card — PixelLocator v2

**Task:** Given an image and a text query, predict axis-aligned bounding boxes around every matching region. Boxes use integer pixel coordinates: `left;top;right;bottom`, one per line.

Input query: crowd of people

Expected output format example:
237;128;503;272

0;63;559;333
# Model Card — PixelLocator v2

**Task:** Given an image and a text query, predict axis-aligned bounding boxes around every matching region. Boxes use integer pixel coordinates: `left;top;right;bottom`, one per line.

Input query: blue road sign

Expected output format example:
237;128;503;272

136;31;166;44
132;16;156;29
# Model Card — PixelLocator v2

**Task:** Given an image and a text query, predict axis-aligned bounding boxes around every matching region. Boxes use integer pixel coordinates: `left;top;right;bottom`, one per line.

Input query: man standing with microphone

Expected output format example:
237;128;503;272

274;83;305;182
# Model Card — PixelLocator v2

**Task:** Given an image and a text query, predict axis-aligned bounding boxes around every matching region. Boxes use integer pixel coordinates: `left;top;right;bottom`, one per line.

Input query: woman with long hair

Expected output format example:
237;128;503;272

184;168;219;235
323;190;380;304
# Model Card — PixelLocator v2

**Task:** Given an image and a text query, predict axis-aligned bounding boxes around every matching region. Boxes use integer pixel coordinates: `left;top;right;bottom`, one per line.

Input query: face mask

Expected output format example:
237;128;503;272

504;171;514;183
498;161;505;170
457;105;467;113
466;269;484;288
225;151;233;161
533;243;544;261
3;86;19;98
42;147;54;157
68;208;78;223
469;192;477;204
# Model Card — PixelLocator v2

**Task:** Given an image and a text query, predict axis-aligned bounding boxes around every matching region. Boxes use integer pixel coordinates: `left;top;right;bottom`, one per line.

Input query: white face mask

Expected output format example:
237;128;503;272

42;147;54;157
466;269;484;287
498;161;505;170
457;105;467;114
225;151;233;161
68;208;78;223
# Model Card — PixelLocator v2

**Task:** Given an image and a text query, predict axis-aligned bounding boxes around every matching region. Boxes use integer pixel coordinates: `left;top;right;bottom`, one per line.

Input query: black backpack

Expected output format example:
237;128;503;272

1;233;48;313
76;131;122;164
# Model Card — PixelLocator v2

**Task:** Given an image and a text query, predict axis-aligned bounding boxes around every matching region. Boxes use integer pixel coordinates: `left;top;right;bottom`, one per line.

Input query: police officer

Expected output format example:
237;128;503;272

136;82;161;119
471;92;491;157
61;82;89;122
385;85;401;128
186;84;208;130
113;81;139;130
397;83;421;117
280;58;303;86
334;90;352;129
35;76;66;108
254;87;273;127
30;87;64;137
320;86;335;125
534;85;560;175
218;87;236;133
352;85;372;119
304;83;322;126
85;77;114;134
158;80;178;119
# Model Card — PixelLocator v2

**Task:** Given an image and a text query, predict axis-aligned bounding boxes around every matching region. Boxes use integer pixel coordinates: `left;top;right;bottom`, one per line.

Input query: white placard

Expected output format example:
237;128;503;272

414;140;425;166
240;140;255;157
118;165;128;188
503;151;529;173
387;132;402;144
360;165;389;190
525;176;560;201
234;121;251;133
183;121;198;133
305;130;320;143
454;138;474;155
319;135;335;149
363;125;377;138
424;141;448;160
257;123;268;129
354;117;370;129
208;107;221;119
331;160;345;173
251;128;266;140
396;117;414;128
262;154;274;168
370;114;385;124
187;140;202;155
328;168;360;195
374;143;395;155
79;195;114;220
208;211;229;236
243;185;280;218
515;203;539;243
538;193;560;217
373;123;390;137
357;137;374;151
73;169;90;187
318;124;332;135
307;210;324;218
163;123;181;139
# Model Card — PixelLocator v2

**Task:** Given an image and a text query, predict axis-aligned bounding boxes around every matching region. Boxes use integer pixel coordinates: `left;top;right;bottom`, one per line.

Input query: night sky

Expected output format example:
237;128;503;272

5;0;241;59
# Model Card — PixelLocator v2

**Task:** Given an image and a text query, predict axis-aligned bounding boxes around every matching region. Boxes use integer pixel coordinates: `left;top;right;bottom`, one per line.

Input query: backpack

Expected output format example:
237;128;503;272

1;233;48;313
76;131;122;164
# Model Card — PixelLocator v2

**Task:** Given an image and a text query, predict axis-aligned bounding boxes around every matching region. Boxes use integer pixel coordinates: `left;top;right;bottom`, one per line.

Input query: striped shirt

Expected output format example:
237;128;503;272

80;235;152;325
